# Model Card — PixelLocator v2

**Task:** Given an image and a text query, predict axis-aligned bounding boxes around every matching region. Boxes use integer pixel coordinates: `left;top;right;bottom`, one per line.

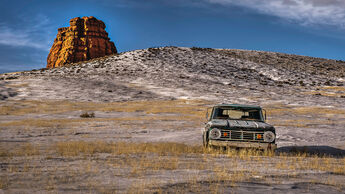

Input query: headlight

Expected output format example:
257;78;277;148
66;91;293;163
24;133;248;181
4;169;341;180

263;131;275;143
209;128;221;139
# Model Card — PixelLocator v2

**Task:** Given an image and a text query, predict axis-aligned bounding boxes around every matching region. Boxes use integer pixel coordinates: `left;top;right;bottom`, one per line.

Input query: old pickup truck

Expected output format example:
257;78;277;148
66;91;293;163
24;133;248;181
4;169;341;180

203;104;277;151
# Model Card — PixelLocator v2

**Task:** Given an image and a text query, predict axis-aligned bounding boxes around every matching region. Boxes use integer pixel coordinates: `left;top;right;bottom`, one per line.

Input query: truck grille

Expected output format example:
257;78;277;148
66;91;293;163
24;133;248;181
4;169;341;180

220;130;264;142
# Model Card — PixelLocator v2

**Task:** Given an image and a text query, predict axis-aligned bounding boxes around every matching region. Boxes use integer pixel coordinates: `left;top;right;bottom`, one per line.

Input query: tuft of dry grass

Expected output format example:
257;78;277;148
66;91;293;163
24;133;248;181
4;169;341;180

80;112;95;118
56;141;113;156
54;141;203;157
0;143;39;157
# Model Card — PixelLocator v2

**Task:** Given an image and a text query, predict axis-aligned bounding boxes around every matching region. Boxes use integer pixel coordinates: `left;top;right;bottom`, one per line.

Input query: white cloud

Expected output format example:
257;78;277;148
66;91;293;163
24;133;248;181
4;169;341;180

207;0;345;27
0;15;52;51
0;25;48;50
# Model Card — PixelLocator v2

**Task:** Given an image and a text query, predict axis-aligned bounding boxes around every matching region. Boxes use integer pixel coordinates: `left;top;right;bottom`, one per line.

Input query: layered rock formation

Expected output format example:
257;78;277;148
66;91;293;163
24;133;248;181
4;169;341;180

47;16;117;68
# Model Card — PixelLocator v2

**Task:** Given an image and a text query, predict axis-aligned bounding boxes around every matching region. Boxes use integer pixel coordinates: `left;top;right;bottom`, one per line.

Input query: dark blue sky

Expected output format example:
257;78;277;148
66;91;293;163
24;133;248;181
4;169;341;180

1;0;345;73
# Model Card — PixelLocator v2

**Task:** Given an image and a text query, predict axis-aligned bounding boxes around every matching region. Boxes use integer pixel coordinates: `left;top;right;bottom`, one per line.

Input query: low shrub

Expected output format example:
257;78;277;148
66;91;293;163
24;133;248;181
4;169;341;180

80;112;95;118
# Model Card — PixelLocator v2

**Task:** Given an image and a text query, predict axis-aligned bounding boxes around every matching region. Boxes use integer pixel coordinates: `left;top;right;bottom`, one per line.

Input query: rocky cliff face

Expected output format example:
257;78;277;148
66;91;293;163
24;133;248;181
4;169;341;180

47;16;117;68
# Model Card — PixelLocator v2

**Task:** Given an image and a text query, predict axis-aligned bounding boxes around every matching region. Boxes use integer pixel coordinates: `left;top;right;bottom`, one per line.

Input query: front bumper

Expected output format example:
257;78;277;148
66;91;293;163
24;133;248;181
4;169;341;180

209;140;277;150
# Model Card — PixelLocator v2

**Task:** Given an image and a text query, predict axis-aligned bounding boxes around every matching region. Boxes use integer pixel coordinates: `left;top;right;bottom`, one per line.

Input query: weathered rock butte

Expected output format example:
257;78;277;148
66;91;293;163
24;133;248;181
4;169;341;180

47;16;117;68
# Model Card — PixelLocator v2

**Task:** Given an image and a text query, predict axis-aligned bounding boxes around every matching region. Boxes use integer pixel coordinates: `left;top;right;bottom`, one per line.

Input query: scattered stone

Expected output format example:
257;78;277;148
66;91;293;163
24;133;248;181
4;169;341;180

0;84;17;100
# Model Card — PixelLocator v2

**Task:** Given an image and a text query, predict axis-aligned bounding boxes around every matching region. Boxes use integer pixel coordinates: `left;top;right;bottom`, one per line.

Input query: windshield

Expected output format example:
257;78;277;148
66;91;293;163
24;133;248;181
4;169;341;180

212;107;263;121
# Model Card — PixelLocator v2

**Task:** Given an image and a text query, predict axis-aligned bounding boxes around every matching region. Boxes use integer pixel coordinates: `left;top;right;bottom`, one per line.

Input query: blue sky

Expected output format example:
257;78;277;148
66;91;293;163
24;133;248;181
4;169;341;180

1;0;345;73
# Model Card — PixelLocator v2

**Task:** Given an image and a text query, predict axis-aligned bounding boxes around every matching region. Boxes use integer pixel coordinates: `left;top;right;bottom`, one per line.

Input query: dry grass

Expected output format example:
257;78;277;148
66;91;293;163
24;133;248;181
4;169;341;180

7;83;29;88
265;102;345;128
289;107;345;115
0;118;83;128
0;99;208;130
0;99;209;117
0;177;9;189
0;143;39;157
1;99;344;192
1;141;344;192
266;105;345;117
303;91;344;97
269;118;344;128
302;86;345;97
53;141;344;168
55;141;203;157
321;86;345;92
273;155;345;175
0;100;76;115
0;115;201;130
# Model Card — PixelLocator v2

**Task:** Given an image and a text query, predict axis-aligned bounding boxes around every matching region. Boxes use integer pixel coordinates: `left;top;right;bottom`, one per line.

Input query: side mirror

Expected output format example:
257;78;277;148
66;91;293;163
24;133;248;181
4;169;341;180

263;109;267;121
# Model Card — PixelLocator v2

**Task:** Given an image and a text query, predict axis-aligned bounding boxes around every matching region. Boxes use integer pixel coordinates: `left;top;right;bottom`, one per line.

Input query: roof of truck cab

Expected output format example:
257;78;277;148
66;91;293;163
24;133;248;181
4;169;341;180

214;104;262;109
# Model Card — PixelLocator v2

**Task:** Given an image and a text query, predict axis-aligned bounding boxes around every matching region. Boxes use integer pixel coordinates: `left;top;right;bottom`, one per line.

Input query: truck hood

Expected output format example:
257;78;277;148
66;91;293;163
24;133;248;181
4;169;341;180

208;119;273;130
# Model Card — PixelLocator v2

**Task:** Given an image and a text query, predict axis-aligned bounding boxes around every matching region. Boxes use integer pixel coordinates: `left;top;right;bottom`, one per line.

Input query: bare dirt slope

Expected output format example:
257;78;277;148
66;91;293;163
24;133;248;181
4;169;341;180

0;47;344;193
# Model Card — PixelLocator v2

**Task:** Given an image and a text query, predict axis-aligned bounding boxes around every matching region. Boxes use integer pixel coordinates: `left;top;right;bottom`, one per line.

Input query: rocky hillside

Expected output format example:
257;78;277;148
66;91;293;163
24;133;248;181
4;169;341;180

1;46;344;106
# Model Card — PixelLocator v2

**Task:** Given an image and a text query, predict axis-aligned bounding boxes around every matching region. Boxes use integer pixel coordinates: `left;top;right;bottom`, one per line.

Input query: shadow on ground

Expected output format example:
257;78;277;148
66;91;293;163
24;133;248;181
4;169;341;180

277;146;345;157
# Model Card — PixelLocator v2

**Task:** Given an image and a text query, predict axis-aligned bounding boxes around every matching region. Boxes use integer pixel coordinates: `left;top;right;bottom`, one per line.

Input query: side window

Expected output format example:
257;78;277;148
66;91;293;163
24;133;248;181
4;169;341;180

249;111;261;120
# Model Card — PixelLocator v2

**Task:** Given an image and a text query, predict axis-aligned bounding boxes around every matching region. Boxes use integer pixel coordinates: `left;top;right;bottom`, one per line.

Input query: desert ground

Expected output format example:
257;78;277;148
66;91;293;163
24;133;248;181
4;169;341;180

0;47;344;193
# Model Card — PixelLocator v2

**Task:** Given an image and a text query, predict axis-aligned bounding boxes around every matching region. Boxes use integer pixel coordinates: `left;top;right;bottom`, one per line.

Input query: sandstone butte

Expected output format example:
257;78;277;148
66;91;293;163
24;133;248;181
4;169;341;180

47;16;117;68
